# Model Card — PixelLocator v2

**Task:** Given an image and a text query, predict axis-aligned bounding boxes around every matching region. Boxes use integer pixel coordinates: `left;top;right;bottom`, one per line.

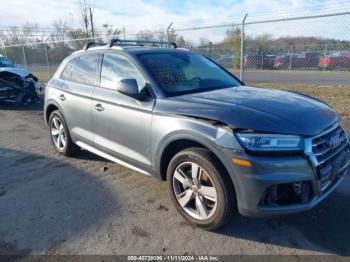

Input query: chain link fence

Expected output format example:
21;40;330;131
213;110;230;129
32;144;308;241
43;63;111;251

2;38;95;80
174;11;350;117
1;12;350;116
241;12;350;117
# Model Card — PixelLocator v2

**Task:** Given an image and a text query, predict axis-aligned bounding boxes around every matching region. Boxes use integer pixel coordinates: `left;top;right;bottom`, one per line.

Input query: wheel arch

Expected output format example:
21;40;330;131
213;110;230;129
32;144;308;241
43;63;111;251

44;100;62;126
157;133;233;185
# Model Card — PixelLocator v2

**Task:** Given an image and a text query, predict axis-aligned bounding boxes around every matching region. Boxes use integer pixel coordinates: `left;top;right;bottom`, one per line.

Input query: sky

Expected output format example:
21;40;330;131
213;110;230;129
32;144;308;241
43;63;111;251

0;0;350;43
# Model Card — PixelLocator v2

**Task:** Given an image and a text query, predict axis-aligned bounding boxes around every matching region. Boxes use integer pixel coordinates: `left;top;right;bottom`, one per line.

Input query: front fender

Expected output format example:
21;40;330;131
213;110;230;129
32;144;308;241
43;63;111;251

151;113;242;176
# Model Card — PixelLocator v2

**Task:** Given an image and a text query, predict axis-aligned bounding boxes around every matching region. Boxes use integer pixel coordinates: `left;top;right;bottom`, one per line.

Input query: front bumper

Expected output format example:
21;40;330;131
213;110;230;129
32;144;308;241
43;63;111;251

221;140;350;217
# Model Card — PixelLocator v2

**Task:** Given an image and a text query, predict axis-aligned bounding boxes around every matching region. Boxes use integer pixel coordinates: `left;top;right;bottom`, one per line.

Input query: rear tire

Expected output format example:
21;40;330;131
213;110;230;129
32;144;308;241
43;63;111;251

49;110;79;156
166;147;236;230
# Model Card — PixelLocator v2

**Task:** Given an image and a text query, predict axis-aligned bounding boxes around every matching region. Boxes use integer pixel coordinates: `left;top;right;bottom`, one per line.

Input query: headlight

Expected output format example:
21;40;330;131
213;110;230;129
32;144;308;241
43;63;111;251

236;133;303;152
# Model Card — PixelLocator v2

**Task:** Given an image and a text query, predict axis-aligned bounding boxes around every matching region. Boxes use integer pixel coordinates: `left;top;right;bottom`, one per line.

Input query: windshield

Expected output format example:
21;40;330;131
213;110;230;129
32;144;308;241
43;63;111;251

137;52;240;96
0;57;15;68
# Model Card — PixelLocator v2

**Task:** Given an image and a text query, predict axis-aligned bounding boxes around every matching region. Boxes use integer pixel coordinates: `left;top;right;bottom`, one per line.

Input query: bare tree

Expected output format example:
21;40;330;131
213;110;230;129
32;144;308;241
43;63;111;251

167;28;177;42
102;24;114;38
67;29;88;40
52;19;70;41
176;36;186;47
89;7;95;38
80;0;90;37
223;27;241;68
136;30;155;41
156;30;167;42
0;23;43;45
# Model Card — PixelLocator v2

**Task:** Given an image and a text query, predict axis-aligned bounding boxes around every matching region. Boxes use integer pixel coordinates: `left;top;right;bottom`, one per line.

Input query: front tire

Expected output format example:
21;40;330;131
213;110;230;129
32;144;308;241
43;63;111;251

49;110;79;156
167;147;236;230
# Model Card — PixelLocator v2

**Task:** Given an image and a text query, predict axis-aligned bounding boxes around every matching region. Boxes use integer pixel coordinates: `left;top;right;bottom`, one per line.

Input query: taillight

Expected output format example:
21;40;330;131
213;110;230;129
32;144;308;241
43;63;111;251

319;57;330;66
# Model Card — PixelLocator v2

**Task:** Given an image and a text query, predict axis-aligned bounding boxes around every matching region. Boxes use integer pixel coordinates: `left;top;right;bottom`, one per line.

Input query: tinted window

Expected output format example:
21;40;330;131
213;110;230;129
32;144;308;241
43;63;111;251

100;53;147;93
60;53;100;85
137;52;240;96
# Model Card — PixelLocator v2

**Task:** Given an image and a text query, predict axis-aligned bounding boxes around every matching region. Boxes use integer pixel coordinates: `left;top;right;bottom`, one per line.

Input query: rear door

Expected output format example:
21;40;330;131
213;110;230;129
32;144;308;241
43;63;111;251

57;53;102;144
92;52;154;167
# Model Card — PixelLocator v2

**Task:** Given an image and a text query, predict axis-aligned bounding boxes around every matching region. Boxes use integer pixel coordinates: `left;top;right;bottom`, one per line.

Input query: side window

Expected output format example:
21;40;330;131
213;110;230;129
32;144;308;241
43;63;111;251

100;53;147;93
60;58;77;81
60;53;100;86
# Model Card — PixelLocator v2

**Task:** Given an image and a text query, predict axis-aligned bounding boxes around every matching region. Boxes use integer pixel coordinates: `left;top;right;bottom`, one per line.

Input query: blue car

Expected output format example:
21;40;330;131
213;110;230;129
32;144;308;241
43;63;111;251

0;55;41;104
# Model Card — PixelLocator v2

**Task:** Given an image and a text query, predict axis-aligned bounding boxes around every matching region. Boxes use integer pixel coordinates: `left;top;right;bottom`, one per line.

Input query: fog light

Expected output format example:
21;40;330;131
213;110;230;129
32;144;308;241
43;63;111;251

261;181;312;206
293;182;311;204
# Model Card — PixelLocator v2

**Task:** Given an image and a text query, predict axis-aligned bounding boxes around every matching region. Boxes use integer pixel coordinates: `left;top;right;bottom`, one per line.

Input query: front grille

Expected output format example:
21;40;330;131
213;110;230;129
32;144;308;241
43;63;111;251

312;125;348;165
305;123;350;192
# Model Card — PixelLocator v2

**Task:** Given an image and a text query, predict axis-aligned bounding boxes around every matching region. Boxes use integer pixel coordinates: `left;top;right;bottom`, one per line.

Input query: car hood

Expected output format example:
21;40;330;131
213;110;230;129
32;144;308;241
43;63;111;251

154;86;339;136
0;67;30;77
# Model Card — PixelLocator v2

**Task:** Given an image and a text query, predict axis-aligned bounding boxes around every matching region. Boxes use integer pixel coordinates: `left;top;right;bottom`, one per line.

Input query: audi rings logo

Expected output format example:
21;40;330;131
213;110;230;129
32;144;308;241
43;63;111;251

328;131;347;150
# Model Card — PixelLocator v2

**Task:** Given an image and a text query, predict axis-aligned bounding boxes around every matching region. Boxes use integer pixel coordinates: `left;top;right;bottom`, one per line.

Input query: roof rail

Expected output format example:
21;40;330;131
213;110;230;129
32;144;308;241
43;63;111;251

83;41;106;50
109;39;177;48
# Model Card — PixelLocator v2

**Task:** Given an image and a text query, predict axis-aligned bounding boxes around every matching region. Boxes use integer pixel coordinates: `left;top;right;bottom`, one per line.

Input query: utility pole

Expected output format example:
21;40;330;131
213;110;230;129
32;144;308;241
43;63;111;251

240;13;248;81
44;44;52;77
3;45;7;58
167;22;173;47
22;46;27;70
89;7;95;38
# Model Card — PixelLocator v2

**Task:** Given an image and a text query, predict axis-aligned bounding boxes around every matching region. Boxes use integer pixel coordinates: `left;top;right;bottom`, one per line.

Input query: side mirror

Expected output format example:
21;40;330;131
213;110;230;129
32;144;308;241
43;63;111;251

14;64;21;68
117;78;139;97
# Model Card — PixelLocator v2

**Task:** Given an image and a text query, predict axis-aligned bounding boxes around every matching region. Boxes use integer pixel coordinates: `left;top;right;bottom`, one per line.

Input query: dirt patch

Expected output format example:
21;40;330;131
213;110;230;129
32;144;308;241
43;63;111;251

156;204;169;211
131;226;151;238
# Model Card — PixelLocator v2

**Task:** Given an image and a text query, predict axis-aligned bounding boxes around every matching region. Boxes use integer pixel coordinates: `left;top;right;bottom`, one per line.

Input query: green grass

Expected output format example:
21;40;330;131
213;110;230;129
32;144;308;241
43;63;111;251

31;71;51;83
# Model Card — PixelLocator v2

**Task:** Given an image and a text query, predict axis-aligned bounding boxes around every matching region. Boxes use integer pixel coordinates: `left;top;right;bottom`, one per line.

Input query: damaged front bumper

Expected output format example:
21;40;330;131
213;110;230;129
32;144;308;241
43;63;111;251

222;124;350;217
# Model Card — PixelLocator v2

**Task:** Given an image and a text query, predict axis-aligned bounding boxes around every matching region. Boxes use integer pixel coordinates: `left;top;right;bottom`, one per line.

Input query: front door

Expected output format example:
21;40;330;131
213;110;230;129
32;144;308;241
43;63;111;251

92;52;154;167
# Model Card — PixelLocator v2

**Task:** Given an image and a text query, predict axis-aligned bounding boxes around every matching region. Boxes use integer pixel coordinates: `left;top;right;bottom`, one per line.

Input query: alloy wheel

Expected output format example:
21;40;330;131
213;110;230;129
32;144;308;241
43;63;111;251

50;116;66;151
172;162;218;220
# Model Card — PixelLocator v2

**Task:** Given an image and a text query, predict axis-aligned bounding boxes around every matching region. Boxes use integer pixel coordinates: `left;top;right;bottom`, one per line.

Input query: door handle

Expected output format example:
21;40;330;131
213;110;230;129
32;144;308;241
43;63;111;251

94;103;104;112
58;94;66;101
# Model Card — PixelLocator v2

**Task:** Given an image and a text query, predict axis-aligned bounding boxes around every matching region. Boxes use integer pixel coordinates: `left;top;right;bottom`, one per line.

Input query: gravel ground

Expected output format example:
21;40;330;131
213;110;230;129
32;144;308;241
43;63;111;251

0;102;349;256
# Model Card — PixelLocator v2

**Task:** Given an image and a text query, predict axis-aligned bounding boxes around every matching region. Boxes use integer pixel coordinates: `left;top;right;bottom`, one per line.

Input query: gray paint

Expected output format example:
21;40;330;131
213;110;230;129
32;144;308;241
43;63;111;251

44;46;350;217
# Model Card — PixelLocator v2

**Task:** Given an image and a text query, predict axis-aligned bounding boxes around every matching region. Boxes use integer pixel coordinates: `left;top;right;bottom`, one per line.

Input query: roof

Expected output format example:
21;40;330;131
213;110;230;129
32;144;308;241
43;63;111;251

72;45;190;56
121;47;190;54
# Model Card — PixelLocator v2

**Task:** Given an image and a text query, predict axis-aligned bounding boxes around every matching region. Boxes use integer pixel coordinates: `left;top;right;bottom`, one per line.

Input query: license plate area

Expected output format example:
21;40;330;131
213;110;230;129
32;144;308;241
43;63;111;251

317;148;350;192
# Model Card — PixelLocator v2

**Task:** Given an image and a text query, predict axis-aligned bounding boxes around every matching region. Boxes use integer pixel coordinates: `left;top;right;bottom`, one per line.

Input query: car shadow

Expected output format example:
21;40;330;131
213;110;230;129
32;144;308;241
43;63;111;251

215;183;350;255
71;149;110;163
0;147;119;255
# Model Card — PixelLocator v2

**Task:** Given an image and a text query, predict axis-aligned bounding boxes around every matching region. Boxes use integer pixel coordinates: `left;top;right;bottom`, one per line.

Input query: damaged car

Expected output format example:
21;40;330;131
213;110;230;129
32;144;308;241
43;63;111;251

0;55;42;104
44;40;350;230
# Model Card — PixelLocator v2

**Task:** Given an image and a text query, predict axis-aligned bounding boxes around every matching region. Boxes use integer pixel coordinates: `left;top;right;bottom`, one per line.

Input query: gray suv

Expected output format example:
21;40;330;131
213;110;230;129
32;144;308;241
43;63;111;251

44;39;350;229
